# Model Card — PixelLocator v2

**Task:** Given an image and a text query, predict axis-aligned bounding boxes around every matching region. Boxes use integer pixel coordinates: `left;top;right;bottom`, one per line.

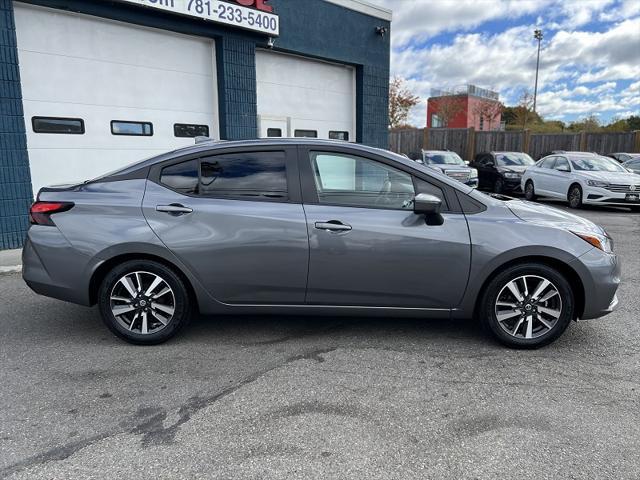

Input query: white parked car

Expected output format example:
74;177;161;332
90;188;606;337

522;152;640;210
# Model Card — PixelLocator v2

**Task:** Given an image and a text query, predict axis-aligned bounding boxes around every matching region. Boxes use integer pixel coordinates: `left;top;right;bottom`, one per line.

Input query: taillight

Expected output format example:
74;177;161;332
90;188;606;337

29;202;74;226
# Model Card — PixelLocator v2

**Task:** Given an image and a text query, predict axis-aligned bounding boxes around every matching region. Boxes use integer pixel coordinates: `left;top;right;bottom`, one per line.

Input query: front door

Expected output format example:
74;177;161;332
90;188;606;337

143;146;309;305
299;148;472;308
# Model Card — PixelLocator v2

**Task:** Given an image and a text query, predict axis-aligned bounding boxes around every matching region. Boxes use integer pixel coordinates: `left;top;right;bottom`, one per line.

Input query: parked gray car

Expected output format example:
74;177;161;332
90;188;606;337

23;139;620;348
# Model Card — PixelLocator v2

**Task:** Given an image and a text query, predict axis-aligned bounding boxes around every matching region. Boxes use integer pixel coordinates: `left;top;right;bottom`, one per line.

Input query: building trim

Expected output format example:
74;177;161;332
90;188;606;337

323;0;392;21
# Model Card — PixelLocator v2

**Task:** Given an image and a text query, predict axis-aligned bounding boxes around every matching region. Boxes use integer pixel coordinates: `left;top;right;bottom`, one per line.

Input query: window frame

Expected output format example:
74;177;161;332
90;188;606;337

173;123;210;138
150;145;302;204
32;116;85;135
297;145;459;213
111;120;154;137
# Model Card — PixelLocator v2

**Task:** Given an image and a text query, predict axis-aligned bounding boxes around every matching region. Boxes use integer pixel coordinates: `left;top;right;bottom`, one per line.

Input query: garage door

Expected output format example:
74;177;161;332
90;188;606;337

256;50;355;142
14;4;218;193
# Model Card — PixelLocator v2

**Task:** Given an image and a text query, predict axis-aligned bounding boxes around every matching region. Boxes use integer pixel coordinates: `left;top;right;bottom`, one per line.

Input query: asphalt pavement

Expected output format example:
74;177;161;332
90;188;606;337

1;202;639;479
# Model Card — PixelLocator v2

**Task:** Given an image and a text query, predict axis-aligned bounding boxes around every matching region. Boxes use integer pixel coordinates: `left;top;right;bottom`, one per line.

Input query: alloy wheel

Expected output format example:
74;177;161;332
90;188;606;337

569;187;582;208
494;275;562;339
525;182;535;200
109;271;175;334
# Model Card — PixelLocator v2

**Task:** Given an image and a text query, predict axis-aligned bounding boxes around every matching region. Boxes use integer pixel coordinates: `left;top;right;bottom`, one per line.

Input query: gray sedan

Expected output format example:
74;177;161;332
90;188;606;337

23;139;620;348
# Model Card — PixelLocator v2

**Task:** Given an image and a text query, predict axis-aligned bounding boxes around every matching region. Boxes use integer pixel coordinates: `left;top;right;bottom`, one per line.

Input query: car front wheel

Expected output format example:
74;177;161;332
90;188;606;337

480;263;574;348
568;185;583;209
494;178;504;194
524;180;536;201
98;260;192;345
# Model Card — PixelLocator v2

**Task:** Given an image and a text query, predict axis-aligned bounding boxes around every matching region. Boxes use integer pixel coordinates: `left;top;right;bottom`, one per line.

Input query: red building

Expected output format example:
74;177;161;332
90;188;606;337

427;85;503;131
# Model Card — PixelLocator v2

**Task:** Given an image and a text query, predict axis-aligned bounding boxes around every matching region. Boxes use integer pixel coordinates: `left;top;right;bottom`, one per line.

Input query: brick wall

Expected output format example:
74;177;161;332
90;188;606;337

0;0;31;250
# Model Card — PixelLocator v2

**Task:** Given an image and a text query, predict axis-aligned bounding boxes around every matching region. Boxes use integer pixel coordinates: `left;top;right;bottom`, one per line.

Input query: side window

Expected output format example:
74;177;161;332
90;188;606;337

199;151;287;200
539;157;556;169
554;157;570;171
309;152;415;210
160;159;199;195
414;177;448;210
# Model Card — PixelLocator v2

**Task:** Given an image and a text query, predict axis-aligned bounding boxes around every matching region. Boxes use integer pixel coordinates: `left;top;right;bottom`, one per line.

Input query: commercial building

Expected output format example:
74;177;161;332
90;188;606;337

0;0;392;250
427;85;503;131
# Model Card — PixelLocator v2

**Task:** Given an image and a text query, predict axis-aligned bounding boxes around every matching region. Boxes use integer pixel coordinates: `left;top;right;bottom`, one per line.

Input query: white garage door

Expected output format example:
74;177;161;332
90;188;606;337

256;50;355;142
14;4;219;193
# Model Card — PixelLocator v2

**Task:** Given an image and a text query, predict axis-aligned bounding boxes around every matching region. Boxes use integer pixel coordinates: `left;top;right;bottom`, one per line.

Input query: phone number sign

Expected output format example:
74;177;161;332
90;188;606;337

118;0;279;36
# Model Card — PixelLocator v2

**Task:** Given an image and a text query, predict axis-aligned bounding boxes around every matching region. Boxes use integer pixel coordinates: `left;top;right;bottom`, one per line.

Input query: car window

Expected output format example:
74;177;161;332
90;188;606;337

199;151;287;199
539;157;556;169
554;157;570;171
423;152;465;166
160;159;199;195
626;160;640;168
496;153;535;167
310;152;415;210
570;156;627;173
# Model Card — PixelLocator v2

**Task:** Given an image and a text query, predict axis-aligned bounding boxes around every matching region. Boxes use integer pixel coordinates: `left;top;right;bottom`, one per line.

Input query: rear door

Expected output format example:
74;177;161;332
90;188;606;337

298;146;471;308
473;154;495;190
532;156;557;195
547;156;572;198
143;146;309;304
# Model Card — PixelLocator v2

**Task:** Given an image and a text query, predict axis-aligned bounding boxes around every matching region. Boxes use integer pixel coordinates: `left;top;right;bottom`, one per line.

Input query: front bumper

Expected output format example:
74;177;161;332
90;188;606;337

503;177;523;192
572;247;621;320
583;186;640;206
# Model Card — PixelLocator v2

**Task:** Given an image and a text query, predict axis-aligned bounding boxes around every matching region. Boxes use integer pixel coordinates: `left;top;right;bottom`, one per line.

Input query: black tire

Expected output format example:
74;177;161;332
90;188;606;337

524;180;536;201
494;177;504;194
629;205;640;212
479;263;574;349
568;184;583;209
98;260;192;345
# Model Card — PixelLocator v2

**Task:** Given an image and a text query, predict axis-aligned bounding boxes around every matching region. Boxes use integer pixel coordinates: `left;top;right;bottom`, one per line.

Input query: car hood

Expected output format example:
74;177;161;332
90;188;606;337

576;170;640;183
500;165;530;174
506;199;604;234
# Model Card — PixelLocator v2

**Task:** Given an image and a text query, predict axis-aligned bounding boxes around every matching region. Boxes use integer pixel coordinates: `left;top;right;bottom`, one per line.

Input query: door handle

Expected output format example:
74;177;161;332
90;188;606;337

156;204;193;215
314;221;352;232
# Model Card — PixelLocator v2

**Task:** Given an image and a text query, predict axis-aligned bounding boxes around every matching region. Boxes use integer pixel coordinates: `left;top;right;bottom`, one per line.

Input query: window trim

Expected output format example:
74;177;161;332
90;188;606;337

32;116;85;135
173;123;210;138
111;120;154;137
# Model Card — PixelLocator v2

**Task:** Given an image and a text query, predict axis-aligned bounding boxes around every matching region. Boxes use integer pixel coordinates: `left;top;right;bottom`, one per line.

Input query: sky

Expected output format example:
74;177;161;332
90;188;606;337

369;0;640;127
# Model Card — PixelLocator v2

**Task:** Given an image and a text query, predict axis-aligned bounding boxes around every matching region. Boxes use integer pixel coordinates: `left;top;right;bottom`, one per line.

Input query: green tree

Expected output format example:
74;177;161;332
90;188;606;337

627;115;640;130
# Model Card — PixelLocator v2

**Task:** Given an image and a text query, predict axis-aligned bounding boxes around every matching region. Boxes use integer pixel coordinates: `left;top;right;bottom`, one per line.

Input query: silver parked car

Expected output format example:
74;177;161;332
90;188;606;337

522;152;640;210
23;139;620;348
417;150;478;188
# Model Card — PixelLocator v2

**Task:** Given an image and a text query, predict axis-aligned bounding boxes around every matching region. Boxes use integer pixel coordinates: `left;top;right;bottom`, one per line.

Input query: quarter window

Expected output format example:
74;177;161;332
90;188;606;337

174;124;209;138
294;129;318;138
160;159;199;195
32;117;84;134
539;157;556;169
199;151;287;199
554;157;570;171
111;120;153;136
329;131;349;141
310;152;415;210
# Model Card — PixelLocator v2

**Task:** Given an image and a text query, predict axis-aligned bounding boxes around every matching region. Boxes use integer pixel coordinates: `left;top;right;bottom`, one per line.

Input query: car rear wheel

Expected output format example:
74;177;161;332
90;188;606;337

568;185;583;209
480;263;574;349
98;260;192;345
524;180;536;201
494;178;504;194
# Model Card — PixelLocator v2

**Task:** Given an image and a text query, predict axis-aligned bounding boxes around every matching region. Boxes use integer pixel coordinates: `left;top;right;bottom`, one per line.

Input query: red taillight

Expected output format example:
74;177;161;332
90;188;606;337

29;202;74;226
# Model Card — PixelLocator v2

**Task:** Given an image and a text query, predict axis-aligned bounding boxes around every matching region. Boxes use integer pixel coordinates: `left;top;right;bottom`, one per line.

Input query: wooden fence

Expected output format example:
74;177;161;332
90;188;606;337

389;128;640;160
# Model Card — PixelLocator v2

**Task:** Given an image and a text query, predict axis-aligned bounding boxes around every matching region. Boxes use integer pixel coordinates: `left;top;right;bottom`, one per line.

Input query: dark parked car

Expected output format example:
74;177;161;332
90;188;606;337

417;150;478;188
470;151;536;193
23;139;620;348
609;153;640;163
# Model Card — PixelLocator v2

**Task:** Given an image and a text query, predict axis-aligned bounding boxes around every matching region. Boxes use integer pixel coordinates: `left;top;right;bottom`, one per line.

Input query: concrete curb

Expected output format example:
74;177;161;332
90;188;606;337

0;249;22;274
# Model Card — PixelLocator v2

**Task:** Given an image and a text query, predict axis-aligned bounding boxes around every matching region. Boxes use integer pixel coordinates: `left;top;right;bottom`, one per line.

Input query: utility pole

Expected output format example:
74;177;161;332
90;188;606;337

533;29;543;114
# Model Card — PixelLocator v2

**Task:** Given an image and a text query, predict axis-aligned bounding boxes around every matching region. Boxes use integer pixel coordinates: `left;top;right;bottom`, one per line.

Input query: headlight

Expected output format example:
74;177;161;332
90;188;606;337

571;229;613;253
469;168;478;178
503;172;521;179
587;180;609;188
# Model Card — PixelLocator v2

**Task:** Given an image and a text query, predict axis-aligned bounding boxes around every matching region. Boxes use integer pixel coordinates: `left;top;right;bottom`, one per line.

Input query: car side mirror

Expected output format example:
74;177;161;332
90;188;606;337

414;194;444;225
557;167;570;173
464;160;470;166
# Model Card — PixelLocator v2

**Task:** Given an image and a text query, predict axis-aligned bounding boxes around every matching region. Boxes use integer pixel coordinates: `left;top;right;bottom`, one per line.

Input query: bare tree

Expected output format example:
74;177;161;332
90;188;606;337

389;76;420;129
472;99;504;131
514;90;534;130
432;94;465;128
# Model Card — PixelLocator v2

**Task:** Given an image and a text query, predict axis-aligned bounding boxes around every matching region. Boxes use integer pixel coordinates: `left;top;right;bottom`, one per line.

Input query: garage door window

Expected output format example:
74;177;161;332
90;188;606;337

310;152;415;210
200;151;288;200
295;130;318;138
111;121;153;136
267;128;282;137
329;131;349;141
32;117;84;134
174;124;210;138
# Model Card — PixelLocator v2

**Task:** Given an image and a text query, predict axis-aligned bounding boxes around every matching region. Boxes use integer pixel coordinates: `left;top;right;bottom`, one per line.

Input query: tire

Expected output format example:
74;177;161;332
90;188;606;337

479;263;574;349
629;206;640;212
568;184;583;209
98;260;192;345
494;177;504;194
524;180;536;201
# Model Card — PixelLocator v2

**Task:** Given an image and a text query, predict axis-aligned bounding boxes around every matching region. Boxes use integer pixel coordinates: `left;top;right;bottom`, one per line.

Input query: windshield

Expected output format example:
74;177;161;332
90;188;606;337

495;153;535;167
571;156;627;172
423;152;465;166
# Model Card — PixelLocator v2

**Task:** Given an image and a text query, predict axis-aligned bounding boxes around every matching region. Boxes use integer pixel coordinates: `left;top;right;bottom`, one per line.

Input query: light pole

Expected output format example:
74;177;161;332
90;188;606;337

533;29;543;114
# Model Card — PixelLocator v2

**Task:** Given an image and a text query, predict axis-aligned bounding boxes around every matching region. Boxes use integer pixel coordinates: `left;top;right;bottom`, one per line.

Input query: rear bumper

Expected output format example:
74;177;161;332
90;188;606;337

572;248;621;320
22;229;92;306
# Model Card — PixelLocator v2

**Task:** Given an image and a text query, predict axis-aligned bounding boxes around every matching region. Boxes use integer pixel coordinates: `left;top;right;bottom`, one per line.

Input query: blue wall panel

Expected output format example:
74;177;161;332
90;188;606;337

0;0;31;250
